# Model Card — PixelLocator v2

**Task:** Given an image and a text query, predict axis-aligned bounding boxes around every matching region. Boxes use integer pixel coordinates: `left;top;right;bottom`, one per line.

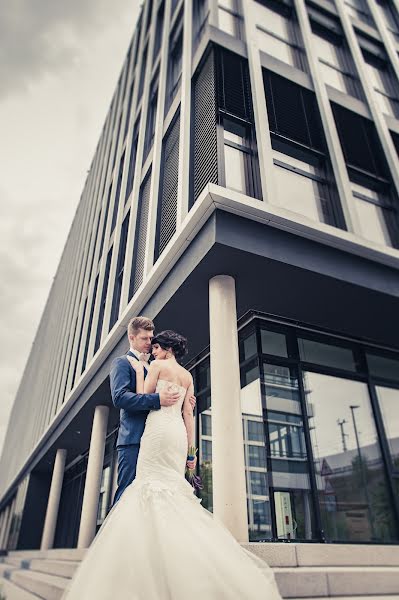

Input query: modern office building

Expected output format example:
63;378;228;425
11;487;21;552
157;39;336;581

1;0;399;555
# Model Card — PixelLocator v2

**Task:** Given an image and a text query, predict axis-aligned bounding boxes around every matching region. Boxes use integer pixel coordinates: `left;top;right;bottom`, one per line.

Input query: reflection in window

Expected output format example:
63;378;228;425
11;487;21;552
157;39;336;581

256;3;305;70
250;471;268;495
247;444;267;468
376;386;399;470
305;371;397;542
268;412;307;459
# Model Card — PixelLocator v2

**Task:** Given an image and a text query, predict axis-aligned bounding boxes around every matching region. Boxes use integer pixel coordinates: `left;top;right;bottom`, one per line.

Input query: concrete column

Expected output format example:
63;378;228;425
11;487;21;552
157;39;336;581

78;405;109;548
2;501;14;550
40;448;67;550
0;506;9;549
209;275;249;542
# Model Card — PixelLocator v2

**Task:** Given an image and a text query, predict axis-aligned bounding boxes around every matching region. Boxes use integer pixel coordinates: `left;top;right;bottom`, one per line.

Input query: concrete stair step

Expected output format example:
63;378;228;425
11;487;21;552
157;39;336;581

243;543;399;567
3;558;30;569
273;566;399;598
10;570;67;600
28;560;79;579
0;577;40;600
9;549;86;562
0;563;18;578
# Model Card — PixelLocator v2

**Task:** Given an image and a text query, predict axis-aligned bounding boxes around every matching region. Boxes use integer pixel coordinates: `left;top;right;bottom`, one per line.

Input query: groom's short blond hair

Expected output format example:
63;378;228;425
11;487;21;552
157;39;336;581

127;316;155;336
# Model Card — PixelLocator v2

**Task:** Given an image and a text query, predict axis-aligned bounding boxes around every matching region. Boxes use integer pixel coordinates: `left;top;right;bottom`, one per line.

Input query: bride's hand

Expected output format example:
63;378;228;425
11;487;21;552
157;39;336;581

127;356;144;375
186;456;197;470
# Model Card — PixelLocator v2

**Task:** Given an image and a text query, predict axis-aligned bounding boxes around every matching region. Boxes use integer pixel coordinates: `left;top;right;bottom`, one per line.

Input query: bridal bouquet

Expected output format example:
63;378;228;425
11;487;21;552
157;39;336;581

185;446;203;491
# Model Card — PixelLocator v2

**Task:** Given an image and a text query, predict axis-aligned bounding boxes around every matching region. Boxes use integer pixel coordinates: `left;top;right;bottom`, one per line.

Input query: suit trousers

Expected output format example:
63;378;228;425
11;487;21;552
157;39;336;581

113;443;140;505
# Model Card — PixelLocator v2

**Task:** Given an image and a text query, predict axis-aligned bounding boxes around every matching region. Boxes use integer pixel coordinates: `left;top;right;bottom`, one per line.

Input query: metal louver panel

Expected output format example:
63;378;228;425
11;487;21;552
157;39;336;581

217;50;252;121
332;103;387;176
263;71;324;151
192;49;218;205
156;113;180;259
130;171;152;298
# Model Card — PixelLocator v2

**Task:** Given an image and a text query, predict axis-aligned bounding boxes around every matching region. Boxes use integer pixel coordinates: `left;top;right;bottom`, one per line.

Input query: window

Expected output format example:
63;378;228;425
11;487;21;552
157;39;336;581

110;151;125;234
305;371;397;542
261;329;288;357
165;21;183;113
375;385;399;469
377;0;399;42
344;0;373;25
363;53;399;119
248;445;267;468
256;1;305;70
223;119;258;196
143;77;158;160
247;420;264;442
218;0;241;38
298;337;357;371
155;113;180;259
193;0;209;51
352;181;392;246
332;104;398;245
153;1;165;59
94;249;113;353
202;439;212;462
250;471;268;495
125;118;140;204
312;29;359;97
272;149;334;224
109;211;130;329
367;353;399;382
138;45;148;100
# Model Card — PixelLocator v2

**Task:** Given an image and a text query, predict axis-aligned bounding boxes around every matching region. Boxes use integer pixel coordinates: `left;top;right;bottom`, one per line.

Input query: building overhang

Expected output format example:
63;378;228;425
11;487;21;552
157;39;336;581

2;185;399;506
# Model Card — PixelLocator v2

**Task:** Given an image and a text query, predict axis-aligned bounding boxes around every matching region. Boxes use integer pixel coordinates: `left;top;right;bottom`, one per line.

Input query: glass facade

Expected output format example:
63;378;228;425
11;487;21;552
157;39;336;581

193;318;399;543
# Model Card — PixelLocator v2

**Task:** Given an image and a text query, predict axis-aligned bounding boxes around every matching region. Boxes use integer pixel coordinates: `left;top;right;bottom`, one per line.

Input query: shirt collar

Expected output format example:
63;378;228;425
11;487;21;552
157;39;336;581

129;347;140;360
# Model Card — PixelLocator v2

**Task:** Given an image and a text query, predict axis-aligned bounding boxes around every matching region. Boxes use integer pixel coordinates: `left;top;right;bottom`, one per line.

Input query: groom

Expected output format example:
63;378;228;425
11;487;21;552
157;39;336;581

110;316;196;504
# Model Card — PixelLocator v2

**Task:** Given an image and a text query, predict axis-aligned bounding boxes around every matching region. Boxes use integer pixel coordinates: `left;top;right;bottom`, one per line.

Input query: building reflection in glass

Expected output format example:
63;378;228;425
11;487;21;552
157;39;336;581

304;372;396;542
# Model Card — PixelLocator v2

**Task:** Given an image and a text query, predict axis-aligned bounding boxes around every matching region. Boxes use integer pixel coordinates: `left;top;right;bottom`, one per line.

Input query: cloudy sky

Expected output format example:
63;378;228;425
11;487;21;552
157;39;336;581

0;0;141;454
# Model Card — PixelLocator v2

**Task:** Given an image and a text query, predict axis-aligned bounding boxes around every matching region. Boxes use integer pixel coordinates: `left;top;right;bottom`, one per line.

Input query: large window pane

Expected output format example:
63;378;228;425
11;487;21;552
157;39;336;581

263;363;316;539
224;144;246;193
305;371;397;542
298;338;357;371
376;385;399;470
273;152;329;223
261;329;288;357
367;353;399;383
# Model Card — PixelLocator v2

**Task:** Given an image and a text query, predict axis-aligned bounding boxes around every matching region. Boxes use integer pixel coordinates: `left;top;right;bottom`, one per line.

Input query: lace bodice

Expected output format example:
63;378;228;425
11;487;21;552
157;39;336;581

155;378;187;417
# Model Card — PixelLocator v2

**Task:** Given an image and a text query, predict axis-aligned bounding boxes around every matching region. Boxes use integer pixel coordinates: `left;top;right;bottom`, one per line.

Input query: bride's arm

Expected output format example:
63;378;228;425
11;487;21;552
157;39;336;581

183;377;195;449
144;361;161;394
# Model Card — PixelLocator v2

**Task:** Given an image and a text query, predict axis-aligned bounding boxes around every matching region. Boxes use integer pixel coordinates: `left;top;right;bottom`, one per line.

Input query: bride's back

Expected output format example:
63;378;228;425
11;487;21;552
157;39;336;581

156;359;191;391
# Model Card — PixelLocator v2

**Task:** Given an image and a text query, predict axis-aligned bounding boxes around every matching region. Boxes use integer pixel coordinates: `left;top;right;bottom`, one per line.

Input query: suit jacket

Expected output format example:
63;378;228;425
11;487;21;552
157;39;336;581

110;350;161;447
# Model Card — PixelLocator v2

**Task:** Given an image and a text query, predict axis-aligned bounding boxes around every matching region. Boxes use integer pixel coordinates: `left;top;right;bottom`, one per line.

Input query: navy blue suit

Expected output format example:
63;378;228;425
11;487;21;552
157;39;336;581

110;350;160;503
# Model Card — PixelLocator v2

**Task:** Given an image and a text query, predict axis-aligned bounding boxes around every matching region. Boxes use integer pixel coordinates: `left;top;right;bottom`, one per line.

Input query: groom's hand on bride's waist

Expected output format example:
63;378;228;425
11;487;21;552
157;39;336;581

159;389;180;406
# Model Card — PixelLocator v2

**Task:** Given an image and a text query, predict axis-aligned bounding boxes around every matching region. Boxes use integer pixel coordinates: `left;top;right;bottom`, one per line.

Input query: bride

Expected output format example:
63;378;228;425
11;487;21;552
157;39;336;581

62;330;281;599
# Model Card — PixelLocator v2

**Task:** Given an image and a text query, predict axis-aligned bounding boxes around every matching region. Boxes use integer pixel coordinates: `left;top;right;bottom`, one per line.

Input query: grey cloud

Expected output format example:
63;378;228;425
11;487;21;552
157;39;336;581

0;0;141;100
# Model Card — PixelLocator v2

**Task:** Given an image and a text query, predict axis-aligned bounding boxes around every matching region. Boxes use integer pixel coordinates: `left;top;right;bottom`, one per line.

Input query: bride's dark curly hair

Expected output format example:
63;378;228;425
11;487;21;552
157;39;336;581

151;330;188;360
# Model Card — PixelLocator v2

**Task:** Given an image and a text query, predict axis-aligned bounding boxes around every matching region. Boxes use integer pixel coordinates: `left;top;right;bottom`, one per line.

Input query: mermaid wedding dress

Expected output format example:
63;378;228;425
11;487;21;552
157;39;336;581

62;380;281;599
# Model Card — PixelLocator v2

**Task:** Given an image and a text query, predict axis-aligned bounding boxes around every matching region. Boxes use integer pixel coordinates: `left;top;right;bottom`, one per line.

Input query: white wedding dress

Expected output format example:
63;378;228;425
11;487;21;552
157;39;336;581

62;380;281;599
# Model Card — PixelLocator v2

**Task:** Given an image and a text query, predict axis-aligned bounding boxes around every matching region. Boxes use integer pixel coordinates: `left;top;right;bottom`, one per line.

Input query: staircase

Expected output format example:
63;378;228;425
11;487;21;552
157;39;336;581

0;544;399;599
